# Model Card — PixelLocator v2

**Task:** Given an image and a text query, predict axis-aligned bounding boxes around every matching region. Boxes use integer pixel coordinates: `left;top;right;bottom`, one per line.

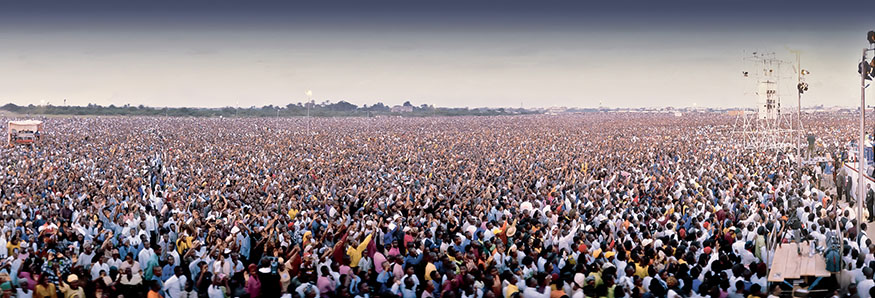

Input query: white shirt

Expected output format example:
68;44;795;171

120;260;141;273
145;214;159;233
164;275;187;298
0;235;7;258
751;275;767;289
213;259;231;277
296;283;321;298
522;286;550;298
78;251;95;268
731;240;746;256
107;257;123;270
168;250;181;267
138;248;155;268
740;250;758;265
859;279;875;298
91;262;110;281
207;285;225;298
16;288;33;298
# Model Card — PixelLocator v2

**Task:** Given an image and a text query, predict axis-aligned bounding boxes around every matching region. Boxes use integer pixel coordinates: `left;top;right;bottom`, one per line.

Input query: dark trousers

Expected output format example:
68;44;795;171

868;200;875;221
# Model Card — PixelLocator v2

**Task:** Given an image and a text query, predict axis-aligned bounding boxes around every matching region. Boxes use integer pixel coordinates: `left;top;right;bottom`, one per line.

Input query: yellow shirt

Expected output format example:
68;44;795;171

59;283;86;298
35;284;57;298
634;263;649;278
588;272;603;287
505;284;519;298
425;263;437;281
347;234;372;268
6;242;20;256
176;236;193;255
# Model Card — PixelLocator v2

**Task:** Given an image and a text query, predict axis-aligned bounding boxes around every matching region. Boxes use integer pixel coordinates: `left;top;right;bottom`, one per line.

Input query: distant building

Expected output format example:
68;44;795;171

391;105;414;113
545;107;567;115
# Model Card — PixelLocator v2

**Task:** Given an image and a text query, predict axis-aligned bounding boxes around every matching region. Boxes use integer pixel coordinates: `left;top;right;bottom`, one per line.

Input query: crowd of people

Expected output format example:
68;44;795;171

0;113;870;298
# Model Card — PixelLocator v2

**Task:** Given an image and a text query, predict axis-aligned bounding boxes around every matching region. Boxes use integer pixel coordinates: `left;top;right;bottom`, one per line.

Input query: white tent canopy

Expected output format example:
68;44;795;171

8;120;43;131
7;120;43;145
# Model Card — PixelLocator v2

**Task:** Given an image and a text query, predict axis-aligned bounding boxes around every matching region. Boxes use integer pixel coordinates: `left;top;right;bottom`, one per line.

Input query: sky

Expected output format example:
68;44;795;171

0;0;871;109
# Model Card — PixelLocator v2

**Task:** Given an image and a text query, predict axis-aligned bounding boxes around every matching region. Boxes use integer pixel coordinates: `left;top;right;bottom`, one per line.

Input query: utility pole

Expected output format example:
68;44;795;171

859;33;874;246
306;90;313;134
795;51;802;166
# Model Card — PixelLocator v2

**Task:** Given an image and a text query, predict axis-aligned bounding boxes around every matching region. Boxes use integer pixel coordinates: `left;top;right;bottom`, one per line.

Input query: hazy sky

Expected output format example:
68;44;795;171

0;0;870;108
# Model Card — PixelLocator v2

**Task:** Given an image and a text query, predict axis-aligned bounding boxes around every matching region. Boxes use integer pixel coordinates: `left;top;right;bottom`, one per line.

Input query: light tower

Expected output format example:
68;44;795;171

735;51;795;151
855;31;875;248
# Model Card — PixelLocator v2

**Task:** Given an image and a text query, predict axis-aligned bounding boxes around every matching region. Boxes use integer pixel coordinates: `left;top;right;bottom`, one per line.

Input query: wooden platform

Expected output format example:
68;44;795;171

768;243;830;282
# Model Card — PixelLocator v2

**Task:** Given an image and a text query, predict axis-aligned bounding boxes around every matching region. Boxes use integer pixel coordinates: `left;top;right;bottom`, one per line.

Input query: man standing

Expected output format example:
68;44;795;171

847;175;854;203
164;267;187;298
858;267;874;298
838;171;845;202
868;184;875;222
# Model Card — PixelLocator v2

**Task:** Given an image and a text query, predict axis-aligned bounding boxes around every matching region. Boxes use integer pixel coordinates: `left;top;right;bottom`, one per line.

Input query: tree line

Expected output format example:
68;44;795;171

0;101;536;117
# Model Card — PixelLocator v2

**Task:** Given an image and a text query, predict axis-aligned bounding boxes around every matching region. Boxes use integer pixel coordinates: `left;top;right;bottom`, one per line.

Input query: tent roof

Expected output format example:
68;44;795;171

8;120;42;126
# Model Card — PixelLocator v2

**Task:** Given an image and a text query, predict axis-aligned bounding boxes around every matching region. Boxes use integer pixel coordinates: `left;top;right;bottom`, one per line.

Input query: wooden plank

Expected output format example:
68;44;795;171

801;245;816;276
768;244;786;281
800;244;812;278
769;243;792;282
813;254;830;277
784;244;802;279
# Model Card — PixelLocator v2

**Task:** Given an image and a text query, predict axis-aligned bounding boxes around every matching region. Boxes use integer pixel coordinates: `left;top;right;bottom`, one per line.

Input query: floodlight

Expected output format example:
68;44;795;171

797;82;809;94
861;59;873;80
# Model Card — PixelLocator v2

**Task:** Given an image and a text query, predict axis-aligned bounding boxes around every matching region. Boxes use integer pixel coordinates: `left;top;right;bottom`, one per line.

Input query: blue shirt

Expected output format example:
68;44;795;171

453;239;470;253
404;254;423;268
238;233;251;259
162;264;176;282
151;275;165;297
119;246;132;261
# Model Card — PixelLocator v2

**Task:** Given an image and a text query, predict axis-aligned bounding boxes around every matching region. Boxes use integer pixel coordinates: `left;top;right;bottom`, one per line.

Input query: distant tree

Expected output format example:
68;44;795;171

326;101;358;111
368;102;390;112
403;101;413;107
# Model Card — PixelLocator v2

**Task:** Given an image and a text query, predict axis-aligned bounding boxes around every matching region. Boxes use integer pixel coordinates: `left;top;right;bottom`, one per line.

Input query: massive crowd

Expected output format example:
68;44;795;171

0;113;870;298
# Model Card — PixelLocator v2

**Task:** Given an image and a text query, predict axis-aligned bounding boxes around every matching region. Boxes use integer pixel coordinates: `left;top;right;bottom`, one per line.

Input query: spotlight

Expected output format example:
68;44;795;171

860;59;873;80
797;82;809;94
801;69;810;75
871;58;875;77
